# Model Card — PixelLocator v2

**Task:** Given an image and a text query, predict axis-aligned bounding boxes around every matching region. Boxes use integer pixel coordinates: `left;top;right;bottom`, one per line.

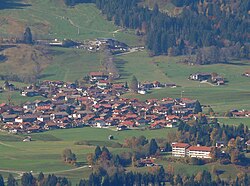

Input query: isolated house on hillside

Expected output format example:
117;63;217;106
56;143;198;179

189;73;212;81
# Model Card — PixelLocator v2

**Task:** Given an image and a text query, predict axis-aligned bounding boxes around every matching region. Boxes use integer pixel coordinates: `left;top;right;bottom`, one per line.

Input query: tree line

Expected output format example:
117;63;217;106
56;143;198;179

1;168;249;186
64;0;250;58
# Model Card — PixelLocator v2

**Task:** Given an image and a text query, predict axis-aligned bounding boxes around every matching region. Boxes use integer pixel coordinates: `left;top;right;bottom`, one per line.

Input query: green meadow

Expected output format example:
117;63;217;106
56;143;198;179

0;127;175;181
41;48;102;82
117;51;250;114
0;127;243;183
0;0;140;46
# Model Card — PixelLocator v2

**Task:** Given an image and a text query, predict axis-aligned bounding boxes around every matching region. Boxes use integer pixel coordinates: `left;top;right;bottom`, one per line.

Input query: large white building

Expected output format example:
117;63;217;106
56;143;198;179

172;142;190;157
172;142;212;159
187;146;212;159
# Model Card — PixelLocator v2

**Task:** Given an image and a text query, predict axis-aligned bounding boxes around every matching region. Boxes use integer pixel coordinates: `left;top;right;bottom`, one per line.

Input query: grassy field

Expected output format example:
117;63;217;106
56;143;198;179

218;118;250;127
0;127;175;182
0;0;140;46
41;48;102;82
0;127;244;183
117;51;250;114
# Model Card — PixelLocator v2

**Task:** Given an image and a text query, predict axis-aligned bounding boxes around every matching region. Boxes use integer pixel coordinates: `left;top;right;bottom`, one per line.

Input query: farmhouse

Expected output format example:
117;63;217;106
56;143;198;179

189;73;211;81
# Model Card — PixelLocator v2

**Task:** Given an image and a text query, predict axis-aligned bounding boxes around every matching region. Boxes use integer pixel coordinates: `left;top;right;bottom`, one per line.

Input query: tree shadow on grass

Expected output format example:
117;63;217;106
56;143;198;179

0;0;31;10
38;73;56;79
114;58;132;80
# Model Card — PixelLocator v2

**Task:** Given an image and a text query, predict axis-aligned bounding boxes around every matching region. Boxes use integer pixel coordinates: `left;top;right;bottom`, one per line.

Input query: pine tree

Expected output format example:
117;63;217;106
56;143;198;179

194;100;202;114
148;139;158;155
7;174;18;186
0;174;4;186
23;27;33;44
94;145;102;161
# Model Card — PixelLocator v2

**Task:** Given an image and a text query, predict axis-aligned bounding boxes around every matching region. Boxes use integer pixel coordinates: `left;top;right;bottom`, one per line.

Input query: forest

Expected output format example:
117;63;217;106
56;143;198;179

65;0;250;62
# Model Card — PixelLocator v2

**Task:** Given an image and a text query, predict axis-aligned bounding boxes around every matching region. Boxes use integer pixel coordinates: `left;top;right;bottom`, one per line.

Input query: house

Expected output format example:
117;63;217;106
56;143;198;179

189;73;212;81
23;136;32;142
2;114;17;123
89;72;108;81
216;141;225;148
117;125;127;131
97;80;109;89
187;145;212;159
50;112;68;120
21;90;39;97
15;115;37;123
242;72;250;77
172;142;190;157
120;121;135;128
37;115;51;122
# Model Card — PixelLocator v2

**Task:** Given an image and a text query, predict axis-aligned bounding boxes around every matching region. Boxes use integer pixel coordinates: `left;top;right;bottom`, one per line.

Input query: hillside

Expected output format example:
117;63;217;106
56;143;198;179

0;0;140;46
0;44;52;81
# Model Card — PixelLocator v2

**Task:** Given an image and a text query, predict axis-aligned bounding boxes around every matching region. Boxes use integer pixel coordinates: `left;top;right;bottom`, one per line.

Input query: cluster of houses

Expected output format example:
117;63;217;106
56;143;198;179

172;142;212;159
0;77;204;134
242;71;250;77
85;38;129;54
231;110;250;117
189;72;225;85
138;81;177;94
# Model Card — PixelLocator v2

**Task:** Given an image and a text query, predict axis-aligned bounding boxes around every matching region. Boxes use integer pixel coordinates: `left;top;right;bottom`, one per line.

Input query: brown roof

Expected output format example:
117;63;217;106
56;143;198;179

172;142;190;148
188;146;212;152
89;72;105;76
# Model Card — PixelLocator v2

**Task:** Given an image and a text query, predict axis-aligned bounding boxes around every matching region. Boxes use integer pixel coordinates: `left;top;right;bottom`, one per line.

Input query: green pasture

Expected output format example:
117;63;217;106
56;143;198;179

0;127;175;180
218;118;250;127
118;51;250;114
41;48;102;82
0;0;139;46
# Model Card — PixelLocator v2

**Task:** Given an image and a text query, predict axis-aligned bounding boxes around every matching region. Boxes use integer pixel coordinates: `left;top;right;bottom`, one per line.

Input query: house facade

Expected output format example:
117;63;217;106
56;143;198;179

172;142;212;159
172;142;190;157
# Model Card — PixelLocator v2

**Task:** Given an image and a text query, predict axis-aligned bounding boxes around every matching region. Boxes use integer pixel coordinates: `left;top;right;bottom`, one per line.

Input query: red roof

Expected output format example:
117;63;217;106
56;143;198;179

121;121;135;126
172;143;190;148
188;146;212;152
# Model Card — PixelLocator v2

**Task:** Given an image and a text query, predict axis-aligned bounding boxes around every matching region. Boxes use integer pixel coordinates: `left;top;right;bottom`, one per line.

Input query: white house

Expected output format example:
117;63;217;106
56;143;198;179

172;142;190;157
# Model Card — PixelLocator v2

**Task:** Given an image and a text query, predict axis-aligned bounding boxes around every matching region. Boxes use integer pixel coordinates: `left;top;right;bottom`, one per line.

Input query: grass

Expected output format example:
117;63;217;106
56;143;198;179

0;127;175;181
41;48;102;82
0;0;140;46
218;118;250;127
117;51;250;114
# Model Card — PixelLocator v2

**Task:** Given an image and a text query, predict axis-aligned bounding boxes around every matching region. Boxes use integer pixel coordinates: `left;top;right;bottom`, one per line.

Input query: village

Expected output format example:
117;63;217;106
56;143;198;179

0;71;199;133
0;71;250;162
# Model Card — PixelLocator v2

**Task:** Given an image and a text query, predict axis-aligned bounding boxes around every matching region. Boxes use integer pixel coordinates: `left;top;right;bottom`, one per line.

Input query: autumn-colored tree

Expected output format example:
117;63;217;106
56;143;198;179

130;76;138;93
87;153;95;167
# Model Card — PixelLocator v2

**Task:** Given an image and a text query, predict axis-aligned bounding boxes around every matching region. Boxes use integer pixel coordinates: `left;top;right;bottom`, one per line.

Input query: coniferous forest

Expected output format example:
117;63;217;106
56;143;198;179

66;0;250;58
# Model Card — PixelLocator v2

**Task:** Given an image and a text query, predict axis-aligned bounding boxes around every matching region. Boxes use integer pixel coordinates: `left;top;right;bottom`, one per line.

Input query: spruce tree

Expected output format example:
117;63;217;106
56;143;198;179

0;174;4;186
194;100;202;114
23;27;33;44
148;139;158;155
7;174;18;186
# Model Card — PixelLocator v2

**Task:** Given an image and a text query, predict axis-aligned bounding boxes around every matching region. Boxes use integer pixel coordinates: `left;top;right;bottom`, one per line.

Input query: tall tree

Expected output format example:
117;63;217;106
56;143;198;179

23;27;33;44
130;76;138;93
194;100;202;114
21;173;35;186
0;174;4;186
7;174;18;186
148;139;158;155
